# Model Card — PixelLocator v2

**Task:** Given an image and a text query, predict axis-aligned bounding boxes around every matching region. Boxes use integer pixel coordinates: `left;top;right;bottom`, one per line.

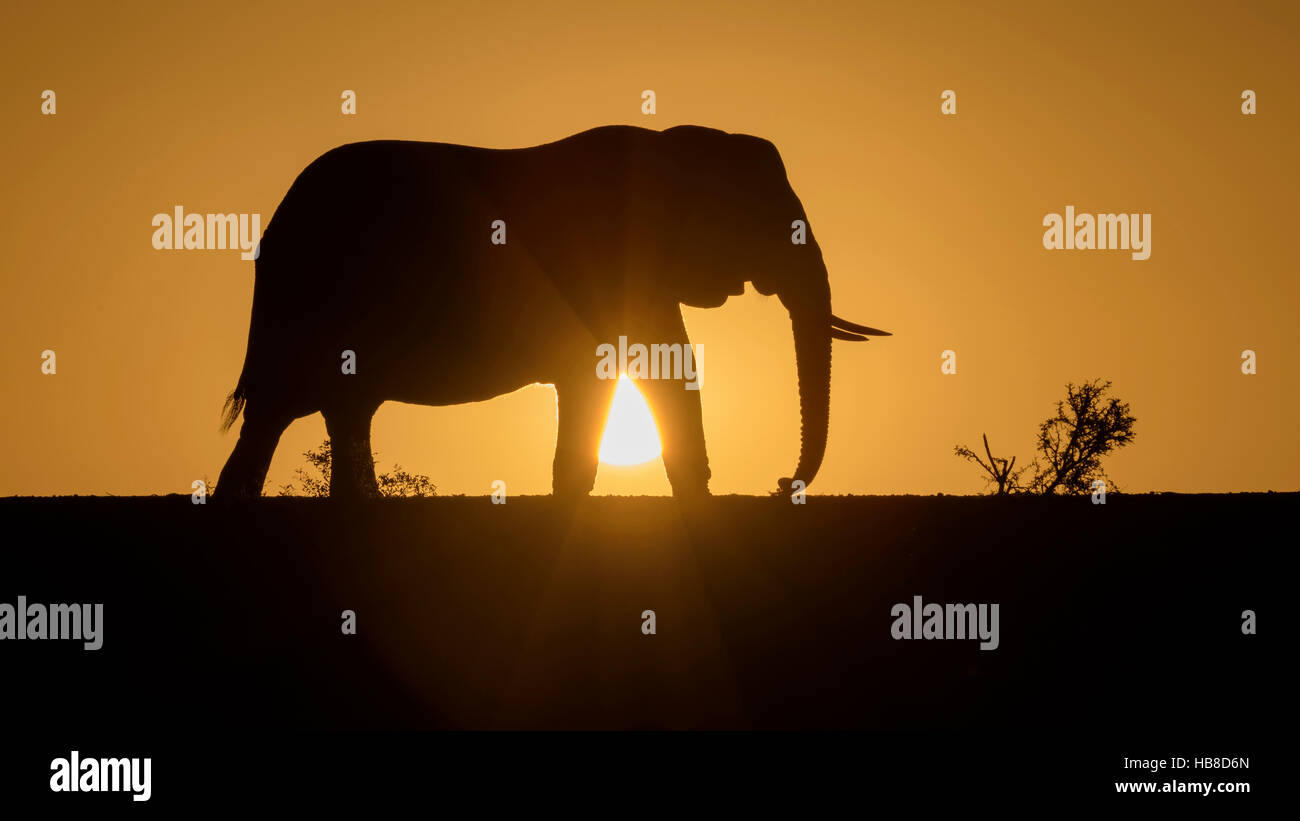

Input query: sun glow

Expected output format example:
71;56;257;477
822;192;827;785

597;376;662;465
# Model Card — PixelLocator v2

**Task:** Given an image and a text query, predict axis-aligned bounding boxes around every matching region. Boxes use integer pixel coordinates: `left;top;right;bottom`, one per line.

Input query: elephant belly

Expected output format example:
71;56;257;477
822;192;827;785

303;265;581;409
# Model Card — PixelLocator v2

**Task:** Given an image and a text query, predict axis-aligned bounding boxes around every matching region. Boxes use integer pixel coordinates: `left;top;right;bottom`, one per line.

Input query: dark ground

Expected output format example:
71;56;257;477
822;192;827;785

0;493;1281;732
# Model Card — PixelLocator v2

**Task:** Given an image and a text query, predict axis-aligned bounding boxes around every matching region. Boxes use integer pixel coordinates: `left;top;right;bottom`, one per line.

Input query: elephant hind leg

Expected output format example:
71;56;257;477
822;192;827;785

322;404;381;498
215;403;292;498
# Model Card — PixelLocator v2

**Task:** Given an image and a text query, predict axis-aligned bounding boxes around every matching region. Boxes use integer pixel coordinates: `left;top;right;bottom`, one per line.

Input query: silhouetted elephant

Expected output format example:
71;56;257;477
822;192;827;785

215;125;888;498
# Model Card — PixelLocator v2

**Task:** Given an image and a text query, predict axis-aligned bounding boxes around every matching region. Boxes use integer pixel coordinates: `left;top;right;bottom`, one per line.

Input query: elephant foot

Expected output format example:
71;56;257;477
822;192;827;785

211;480;260;501
322;405;381;499
669;480;711;499
552;477;596;501
665;461;711;499
551;449;599;500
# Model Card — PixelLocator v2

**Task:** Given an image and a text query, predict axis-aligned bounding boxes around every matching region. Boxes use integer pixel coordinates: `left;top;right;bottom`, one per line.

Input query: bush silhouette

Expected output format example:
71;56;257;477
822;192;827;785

956;379;1136;495
277;439;436;498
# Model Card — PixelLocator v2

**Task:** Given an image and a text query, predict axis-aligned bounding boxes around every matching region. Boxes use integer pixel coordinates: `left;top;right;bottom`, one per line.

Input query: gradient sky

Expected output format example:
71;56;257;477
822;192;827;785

2;0;1297;496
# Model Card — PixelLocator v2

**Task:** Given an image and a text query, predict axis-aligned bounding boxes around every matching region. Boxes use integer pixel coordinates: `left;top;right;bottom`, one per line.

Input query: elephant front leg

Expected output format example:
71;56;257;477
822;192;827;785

640;374;711;497
552;380;615;498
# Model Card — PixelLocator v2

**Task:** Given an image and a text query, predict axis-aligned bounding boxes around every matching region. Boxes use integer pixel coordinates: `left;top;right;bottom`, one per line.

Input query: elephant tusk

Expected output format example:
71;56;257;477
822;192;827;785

832;328;871;341
831;314;891;336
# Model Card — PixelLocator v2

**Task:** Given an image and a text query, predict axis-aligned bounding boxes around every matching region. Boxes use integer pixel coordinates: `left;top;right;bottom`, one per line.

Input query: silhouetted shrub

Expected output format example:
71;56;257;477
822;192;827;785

278;439;436;497
956;379;1136;495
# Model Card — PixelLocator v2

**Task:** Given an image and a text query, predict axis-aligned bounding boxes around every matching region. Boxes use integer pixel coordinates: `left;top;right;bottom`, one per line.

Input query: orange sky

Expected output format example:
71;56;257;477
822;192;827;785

2;0;1297;496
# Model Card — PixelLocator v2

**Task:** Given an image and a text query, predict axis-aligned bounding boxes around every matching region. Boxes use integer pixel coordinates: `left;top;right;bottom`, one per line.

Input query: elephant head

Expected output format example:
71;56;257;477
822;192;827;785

637;126;891;494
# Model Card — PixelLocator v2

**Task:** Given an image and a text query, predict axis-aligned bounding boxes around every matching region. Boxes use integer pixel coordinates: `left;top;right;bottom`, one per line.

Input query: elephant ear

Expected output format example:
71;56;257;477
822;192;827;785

732;135;802;297
723;133;797;301
645;127;796;301
750;268;782;296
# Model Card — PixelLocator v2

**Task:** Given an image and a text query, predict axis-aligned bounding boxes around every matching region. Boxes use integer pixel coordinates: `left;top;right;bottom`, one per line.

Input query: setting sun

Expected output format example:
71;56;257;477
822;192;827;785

597;376;662;465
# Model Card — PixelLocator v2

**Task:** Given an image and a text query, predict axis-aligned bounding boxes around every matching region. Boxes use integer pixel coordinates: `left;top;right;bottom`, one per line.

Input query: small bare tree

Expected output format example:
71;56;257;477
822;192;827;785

954;434;1025;495
955;379;1136;496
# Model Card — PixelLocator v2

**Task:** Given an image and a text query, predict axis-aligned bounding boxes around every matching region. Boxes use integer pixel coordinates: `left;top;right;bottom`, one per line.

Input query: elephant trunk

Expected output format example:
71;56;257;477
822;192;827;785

779;289;833;495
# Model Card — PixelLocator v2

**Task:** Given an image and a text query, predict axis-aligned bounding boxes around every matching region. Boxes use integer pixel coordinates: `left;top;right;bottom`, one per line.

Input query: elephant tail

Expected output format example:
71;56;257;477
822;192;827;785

219;379;246;432
220;244;267;432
